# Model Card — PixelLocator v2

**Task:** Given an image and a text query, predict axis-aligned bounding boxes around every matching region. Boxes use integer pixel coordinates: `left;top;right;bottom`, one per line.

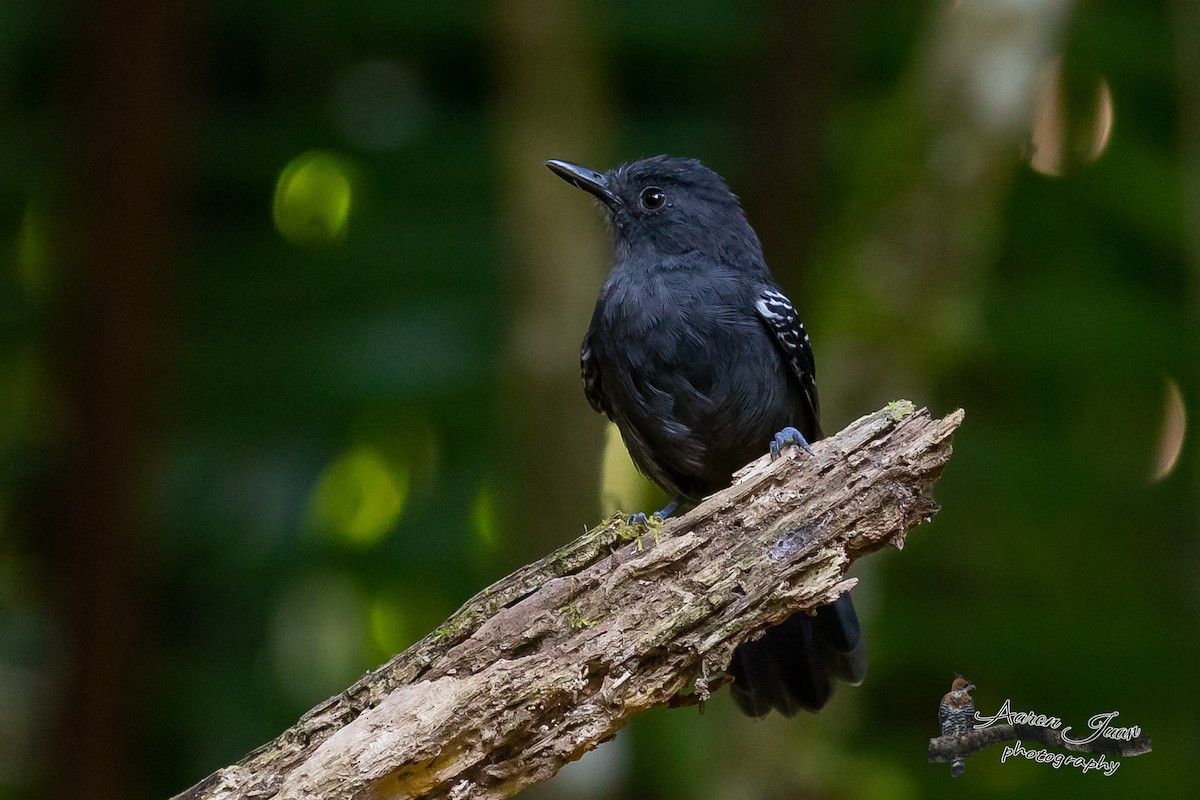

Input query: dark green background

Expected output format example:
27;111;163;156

1;1;1195;798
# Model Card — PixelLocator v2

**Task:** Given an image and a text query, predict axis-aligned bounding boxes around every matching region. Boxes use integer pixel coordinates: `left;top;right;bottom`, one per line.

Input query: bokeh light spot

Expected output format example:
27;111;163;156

472;486;499;552
310;446;407;546
1150;377;1186;482
1029;59;1114;177
16;202;52;300
273;151;354;246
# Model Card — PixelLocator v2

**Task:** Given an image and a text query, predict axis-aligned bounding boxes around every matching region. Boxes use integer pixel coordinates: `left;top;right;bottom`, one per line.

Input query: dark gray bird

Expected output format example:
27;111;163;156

547;154;867;716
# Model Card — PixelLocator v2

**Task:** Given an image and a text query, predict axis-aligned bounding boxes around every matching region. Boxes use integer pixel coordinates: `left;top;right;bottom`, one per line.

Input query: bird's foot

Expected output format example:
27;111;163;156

626;498;679;526
769;426;812;460
625;500;680;550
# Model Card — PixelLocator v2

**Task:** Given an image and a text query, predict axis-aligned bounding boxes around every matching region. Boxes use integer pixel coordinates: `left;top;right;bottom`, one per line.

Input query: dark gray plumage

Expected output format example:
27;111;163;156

547;154;867;716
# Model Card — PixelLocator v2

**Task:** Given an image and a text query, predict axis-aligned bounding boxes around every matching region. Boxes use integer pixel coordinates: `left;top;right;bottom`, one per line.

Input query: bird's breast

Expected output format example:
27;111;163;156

590;269;795;496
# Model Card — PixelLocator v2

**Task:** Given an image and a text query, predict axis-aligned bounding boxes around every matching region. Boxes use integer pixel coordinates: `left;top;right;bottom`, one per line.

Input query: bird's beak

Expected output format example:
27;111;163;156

546;159;621;207
966;682;976;692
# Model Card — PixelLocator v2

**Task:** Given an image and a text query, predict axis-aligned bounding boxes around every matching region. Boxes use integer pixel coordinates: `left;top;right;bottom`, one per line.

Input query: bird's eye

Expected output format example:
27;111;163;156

640;186;666;210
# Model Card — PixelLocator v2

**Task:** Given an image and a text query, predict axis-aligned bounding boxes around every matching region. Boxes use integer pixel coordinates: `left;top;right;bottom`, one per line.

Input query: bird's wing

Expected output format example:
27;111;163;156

938;700;951;727
580;336;609;415
754;287;821;424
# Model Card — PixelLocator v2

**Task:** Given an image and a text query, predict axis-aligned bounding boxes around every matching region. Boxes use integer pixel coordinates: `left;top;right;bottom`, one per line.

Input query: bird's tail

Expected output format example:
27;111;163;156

728;591;868;717
951;758;966;777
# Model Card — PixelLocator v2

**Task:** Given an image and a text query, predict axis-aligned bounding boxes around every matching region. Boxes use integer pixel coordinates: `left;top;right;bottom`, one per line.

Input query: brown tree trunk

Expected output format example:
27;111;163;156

43;2;185;798
491;0;615;559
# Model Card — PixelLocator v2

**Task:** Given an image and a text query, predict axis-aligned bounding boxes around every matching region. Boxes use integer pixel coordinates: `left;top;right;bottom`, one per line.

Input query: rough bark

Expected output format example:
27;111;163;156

174;402;964;800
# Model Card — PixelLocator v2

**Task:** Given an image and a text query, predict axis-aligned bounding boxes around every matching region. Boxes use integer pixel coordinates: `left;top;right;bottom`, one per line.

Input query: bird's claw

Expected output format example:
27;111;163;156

624;499;682;549
769;426;812;460
624;511;662;551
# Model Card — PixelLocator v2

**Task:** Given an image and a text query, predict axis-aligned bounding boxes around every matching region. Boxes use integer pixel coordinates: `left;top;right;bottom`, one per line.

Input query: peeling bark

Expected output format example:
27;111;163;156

174;403;964;800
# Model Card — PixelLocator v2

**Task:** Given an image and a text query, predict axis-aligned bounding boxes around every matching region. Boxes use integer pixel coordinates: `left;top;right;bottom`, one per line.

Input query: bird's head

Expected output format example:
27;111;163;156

546;155;765;269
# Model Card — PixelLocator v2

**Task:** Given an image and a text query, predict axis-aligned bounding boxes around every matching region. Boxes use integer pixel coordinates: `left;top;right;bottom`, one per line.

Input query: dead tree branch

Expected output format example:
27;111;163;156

174;402;964;800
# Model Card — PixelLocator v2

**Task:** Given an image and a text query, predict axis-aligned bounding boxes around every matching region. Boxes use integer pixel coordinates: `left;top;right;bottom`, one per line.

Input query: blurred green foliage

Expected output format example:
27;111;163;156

1;1;1197;799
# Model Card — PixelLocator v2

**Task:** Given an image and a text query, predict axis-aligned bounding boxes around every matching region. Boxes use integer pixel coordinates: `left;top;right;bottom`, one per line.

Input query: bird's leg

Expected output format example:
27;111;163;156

769;426;812;460
627;498;681;526
654;498;680;519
